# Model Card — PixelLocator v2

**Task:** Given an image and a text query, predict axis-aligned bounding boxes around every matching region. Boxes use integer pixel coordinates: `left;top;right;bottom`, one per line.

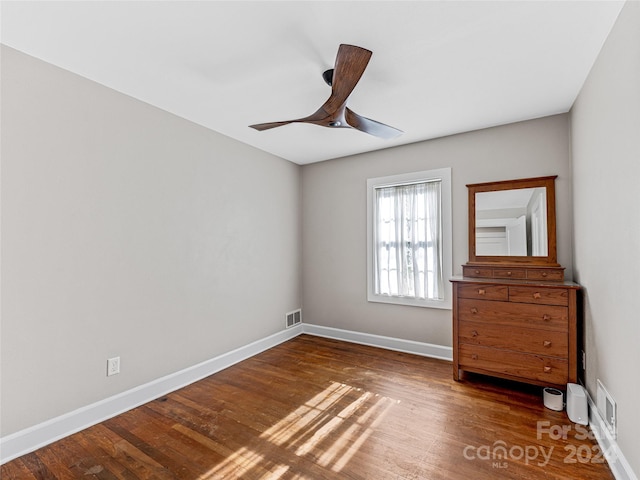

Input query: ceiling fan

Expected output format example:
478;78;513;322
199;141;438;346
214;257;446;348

249;44;403;139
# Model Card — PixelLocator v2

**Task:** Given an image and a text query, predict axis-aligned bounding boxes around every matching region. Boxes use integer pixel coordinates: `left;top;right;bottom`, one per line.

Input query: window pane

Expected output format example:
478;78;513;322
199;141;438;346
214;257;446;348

374;180;442;300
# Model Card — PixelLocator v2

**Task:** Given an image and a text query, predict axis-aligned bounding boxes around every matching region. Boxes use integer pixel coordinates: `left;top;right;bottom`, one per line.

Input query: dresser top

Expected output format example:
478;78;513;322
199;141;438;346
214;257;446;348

450;276;580;289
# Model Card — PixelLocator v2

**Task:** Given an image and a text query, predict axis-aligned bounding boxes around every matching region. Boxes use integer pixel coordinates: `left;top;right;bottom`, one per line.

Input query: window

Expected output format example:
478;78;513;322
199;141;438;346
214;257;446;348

367;168;452;309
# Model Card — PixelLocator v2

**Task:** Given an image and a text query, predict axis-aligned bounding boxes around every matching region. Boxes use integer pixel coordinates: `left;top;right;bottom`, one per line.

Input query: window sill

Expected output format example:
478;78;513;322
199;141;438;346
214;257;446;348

368;294;451;310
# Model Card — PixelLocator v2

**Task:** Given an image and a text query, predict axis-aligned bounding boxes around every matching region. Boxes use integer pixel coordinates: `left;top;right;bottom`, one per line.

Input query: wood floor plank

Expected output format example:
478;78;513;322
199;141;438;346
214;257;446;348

76;424;146;480
32;447;86;480
31;434;121;480
105;410;205;479
1;335;615;479
0;458;39;480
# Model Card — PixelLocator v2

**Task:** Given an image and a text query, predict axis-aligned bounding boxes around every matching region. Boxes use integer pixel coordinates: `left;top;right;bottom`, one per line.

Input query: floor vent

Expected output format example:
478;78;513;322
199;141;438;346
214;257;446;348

286;309;302;328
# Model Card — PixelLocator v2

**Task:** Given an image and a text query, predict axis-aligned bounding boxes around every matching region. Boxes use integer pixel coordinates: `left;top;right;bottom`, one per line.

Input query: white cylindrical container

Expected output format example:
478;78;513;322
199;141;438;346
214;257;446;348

543;387;564;411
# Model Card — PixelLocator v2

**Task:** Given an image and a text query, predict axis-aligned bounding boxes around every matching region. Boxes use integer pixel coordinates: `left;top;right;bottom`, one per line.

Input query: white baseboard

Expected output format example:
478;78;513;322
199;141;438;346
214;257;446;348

587;394;638;480
9;324;633;478
1;323;452;465
0;325;303;465
302;323;453;361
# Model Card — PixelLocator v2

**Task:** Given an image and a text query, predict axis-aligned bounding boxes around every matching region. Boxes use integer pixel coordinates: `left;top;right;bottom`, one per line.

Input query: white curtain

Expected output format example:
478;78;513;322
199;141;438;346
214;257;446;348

374;181;443;300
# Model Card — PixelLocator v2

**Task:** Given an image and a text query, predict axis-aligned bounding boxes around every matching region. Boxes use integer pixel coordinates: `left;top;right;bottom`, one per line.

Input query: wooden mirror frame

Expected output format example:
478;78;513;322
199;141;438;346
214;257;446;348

467;175;559;266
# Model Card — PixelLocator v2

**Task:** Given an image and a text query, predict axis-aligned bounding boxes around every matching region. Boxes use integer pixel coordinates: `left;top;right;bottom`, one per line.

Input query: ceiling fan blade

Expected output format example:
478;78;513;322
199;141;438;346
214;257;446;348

250;107;332;132
322;44;372;113
249;121;295;131
345;108;403;139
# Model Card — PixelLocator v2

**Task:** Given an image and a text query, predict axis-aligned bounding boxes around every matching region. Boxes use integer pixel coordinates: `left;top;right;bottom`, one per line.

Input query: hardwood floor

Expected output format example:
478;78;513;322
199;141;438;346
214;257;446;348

2;335;614;479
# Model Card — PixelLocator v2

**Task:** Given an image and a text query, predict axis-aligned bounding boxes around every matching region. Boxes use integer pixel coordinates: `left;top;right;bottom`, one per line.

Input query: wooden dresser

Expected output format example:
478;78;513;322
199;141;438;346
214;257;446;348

452;275;580;387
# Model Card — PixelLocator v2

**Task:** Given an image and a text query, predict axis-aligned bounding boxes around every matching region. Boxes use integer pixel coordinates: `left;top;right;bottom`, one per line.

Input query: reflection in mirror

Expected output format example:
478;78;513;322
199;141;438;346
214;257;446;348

475;187;547;256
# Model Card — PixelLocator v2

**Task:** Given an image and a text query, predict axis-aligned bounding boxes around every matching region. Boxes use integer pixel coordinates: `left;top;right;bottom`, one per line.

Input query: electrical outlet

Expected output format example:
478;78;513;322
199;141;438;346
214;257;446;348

107;357;120;376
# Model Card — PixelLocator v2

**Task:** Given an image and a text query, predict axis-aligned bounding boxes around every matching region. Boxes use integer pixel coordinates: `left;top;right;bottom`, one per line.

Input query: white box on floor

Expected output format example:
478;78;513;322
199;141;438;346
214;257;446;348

567;383;588;425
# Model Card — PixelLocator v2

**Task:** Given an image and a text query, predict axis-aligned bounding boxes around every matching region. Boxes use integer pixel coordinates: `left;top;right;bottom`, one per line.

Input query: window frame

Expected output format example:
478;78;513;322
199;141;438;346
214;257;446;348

366;168;452;309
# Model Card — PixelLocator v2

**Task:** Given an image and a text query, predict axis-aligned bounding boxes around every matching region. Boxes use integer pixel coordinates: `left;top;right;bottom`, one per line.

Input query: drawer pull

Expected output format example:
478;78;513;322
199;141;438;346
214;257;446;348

506;271;512;276
470;307;478;314
543;340;552;348
471;330;479;337
542;314;551;321
478;289;486;296
541;272;548;277
544;366;552;373
471;354;478;360
533;292;542;299
474;269;480;274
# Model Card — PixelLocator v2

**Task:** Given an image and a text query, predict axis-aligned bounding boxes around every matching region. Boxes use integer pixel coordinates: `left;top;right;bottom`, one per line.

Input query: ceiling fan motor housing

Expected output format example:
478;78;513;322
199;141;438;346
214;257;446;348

322;69;334;86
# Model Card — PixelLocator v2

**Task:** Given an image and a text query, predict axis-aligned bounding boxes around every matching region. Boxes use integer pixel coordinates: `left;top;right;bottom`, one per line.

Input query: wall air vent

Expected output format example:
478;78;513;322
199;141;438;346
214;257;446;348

596;379;617;438
286;309;302;328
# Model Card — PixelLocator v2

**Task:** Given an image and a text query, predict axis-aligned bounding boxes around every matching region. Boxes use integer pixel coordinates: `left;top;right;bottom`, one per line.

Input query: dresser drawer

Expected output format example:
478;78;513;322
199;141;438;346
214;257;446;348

508;286;569;306
458;299;568;331
459;344;568;385
492;267;526;279
462;266;493;278
526;269;565;281
457;284;508;301
458;321;568;357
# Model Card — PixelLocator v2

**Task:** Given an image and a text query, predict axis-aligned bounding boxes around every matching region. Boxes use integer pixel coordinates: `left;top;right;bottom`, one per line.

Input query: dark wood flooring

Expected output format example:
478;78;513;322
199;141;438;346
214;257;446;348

1;334;614;479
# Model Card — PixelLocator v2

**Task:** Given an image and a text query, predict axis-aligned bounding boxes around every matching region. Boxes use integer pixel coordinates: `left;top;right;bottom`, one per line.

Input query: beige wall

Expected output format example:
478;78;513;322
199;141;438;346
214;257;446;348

0;46;302;435
301;114;573;345
571;1;640;475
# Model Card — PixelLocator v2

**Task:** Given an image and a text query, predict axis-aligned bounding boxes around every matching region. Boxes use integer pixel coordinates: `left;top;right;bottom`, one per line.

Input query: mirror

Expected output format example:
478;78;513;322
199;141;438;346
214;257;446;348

468;176;558;266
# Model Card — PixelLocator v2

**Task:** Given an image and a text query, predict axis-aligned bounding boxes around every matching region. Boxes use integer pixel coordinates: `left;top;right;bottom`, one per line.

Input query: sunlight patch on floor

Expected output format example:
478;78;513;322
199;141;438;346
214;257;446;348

198;381;397;479
262;381;353;447
319;393;397;472
206;446;266;478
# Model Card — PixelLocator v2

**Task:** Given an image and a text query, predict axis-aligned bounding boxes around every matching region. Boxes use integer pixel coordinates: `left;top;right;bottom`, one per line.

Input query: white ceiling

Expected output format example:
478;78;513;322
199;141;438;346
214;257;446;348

1;1;625;165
